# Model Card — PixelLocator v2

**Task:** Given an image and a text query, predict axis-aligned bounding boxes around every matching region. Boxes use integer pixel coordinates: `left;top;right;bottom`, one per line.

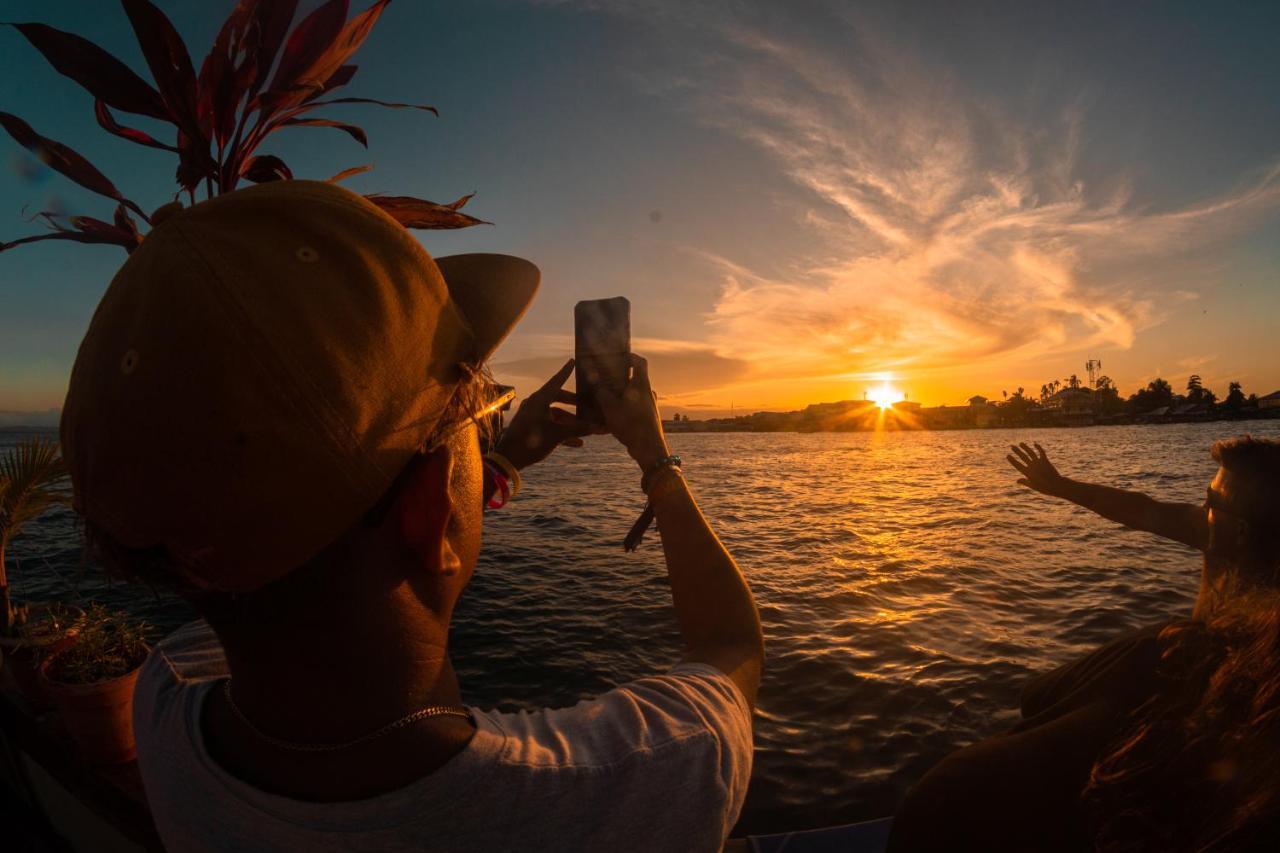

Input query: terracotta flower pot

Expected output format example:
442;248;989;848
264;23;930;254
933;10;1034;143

39;650;146;764
0;602;85;708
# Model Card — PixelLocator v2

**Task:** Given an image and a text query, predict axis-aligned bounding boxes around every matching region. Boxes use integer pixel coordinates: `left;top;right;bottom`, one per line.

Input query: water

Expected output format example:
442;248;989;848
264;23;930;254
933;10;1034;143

6;421;1279;835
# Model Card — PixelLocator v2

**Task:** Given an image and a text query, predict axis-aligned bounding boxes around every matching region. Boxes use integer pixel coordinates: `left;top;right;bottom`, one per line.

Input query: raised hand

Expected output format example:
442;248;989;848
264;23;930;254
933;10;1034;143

595;353;672;473
495;359;602;471
1007;442;1069;498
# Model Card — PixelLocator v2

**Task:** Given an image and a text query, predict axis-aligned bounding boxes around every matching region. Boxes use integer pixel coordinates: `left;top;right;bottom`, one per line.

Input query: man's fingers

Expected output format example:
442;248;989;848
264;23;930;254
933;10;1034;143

554;389;578;405
628;353;651;391
1011;444;1032;465
548;407;598;434
561;436;584;448
534;358;575;400
1007;454;1029;474
1034;442;1047;460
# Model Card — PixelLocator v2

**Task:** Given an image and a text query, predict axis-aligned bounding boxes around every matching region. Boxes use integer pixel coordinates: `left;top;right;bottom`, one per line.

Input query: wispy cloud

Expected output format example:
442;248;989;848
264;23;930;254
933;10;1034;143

545;1;1280;394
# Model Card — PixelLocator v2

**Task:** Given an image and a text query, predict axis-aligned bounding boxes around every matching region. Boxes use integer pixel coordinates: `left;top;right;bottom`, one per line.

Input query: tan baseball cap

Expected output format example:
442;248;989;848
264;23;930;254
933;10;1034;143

60;180;538;592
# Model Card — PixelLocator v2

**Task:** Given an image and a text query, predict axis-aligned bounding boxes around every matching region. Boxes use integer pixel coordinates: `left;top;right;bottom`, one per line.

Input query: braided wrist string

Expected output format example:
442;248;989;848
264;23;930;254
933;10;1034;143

624;456;684;551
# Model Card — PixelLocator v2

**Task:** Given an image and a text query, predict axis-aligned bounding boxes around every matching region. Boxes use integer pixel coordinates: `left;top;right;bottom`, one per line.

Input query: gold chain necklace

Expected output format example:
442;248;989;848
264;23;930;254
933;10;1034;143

221;679;471;753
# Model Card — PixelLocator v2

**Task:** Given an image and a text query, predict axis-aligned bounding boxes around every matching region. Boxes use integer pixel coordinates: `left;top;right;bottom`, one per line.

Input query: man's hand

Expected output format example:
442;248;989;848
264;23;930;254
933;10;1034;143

495;359;600;471
595;353;672;473
1007;442;1069;498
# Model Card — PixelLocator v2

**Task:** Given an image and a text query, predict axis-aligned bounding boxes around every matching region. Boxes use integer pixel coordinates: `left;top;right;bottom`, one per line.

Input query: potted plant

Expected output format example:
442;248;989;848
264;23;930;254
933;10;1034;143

39;604;152;764
0;436;83;704
0;600;85;706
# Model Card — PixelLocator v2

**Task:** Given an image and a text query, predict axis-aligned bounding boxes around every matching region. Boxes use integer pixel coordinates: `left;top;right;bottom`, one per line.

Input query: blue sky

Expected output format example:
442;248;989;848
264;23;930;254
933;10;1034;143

2;0;1278;414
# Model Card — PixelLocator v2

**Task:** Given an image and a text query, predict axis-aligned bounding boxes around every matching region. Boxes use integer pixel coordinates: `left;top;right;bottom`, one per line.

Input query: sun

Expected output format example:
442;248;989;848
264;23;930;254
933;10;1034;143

868;383;900;409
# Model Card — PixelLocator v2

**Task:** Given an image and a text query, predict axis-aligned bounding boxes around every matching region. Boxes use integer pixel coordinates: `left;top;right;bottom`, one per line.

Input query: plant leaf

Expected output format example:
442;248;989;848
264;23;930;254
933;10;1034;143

4;22;169;120
0;437;70;551
68;214;116;234
326;164;372;183
267;0;348;100
300;1;386;93
95;100;179;152
4;206;141;254
121;0;199;125
301;96;437;115
121;0;212;189
1;227;135;253
0;112;146;219
197;0;259;146
281;117;367;146
247;0;300;97
241;153;292;183
113;203;143;248
174;130;211;194
445;192;475;211
22;208;71;231
364;194;490;229
311;64;357;99
263;1;392;115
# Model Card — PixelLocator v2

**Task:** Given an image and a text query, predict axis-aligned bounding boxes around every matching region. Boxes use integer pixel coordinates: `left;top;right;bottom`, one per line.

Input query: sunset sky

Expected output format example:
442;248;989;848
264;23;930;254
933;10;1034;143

2;1;1278;417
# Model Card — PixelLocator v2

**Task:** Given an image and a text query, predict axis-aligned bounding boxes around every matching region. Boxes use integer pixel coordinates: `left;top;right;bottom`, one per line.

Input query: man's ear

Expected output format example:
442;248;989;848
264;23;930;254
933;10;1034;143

394;448;463;577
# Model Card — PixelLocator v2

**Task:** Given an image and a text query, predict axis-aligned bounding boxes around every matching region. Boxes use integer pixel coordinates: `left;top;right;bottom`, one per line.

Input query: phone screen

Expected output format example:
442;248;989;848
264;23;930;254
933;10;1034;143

574;297;631;425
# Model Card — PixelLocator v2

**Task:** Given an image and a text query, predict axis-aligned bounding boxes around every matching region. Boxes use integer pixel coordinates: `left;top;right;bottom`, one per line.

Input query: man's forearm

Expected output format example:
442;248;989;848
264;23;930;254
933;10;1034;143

1056;478;1206;550
651;474;764;705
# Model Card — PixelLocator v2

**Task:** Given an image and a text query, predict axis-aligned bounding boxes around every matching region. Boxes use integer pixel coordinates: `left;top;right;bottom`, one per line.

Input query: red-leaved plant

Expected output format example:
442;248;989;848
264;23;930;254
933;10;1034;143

1;0;486;254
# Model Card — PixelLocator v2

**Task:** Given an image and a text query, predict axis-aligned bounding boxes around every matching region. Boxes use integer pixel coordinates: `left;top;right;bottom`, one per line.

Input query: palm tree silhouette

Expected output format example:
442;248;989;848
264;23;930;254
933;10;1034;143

0;437;70;635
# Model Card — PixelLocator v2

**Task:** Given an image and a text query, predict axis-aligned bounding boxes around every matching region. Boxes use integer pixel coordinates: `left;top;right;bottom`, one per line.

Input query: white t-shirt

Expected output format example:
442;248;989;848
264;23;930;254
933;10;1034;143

134;621;753;853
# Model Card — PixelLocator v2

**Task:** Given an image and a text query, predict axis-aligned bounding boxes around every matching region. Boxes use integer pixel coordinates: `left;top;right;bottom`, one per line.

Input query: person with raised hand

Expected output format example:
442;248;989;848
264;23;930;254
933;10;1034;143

1006;441;1208;560
891;436;1280;851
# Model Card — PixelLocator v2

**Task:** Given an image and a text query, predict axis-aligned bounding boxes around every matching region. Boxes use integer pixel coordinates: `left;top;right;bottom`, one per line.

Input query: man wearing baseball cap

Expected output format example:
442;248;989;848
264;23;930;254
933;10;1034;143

63;180;764;851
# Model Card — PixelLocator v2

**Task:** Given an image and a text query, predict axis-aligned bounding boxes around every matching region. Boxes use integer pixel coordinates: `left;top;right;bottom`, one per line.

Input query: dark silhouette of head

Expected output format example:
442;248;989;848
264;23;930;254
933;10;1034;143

83;369;499;651
1201;437;1280;611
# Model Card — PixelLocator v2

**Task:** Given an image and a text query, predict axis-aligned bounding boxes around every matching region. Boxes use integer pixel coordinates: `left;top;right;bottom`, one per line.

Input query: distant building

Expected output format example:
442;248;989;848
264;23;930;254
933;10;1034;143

964;395;999;426
921;405;972;429
797;399;876;431
1260;391;1280;410
1044;388;1094;426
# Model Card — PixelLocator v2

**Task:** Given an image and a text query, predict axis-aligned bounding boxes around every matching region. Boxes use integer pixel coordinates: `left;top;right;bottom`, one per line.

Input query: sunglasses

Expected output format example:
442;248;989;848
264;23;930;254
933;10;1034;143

421;386;516;453
1204;487;1256;521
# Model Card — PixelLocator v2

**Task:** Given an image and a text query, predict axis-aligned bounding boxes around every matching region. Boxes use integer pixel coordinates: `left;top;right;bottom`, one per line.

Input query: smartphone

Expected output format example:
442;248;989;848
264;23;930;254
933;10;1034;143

574;297;631;425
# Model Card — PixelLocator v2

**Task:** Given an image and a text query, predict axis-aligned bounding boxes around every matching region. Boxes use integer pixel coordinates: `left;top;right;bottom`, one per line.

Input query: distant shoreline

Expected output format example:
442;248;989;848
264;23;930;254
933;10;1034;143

664;409;1280;434
5;411;1277;436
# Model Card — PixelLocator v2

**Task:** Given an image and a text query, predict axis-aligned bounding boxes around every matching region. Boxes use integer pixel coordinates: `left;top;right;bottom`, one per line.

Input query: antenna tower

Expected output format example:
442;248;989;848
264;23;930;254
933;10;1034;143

1086;358;1102;389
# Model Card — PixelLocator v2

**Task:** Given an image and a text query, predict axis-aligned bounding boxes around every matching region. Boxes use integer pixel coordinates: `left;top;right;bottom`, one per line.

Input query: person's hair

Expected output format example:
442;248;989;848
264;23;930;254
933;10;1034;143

1207;436;1280;577
1085;593;1280;851
82;365;498;596
1210;436;1280;520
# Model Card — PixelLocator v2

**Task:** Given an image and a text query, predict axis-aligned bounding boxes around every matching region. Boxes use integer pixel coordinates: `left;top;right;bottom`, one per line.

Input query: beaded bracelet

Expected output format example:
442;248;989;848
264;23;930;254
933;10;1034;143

625;456;685;551
640;454;682;494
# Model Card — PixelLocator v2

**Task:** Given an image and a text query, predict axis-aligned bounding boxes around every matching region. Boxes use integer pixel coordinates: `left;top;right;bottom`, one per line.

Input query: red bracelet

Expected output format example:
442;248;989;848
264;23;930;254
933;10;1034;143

484;460;511;509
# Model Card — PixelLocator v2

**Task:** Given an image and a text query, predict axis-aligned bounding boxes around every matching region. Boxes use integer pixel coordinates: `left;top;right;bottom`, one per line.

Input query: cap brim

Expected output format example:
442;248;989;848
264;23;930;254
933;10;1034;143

434;254;540;365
